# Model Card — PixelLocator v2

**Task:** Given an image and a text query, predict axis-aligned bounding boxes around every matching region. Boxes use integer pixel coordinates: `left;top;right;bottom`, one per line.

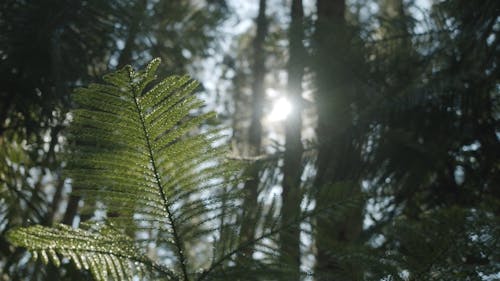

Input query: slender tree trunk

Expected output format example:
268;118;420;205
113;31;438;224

279;0;305;279
44;174;64;225
45;26;68;281
380;0;413;87
44;125;64;225
62;195;80;225
313;0;363;280
117;0;147;67
238;0;268;262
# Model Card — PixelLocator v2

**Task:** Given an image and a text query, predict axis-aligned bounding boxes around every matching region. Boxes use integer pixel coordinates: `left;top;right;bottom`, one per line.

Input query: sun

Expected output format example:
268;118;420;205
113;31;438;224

268;97;292;121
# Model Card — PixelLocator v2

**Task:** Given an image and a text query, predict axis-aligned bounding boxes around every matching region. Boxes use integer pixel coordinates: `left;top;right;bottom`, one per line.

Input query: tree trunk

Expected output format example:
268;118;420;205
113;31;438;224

117;0;147;67
279;0;305;280
62;195;80;225
313;0;363;280
238;0;268;263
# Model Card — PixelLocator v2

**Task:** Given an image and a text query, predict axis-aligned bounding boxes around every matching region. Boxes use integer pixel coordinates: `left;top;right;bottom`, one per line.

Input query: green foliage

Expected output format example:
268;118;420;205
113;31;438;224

0;141;47;226
7;222;171;281
384;207;500;281
7;58;242;281
3;1;499;280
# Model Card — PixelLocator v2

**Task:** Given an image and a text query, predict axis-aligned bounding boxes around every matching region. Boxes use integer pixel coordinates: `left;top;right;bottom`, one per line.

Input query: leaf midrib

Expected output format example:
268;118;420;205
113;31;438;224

131;83;190;281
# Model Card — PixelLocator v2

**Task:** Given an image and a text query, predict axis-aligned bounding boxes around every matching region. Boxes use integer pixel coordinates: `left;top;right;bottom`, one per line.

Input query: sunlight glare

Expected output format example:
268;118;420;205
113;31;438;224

268;97;292;121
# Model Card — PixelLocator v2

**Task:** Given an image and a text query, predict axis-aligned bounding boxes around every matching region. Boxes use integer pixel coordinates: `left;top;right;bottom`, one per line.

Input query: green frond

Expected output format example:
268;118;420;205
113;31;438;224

7;58;244;280
6;223;176;281
67;58;235;224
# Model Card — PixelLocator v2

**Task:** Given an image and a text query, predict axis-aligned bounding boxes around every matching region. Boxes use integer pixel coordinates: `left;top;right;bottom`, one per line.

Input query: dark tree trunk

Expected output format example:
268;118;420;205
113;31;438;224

313;0;363;280
279;0;305;280
117;0;147;67
62;195;80;226
238;0;268;262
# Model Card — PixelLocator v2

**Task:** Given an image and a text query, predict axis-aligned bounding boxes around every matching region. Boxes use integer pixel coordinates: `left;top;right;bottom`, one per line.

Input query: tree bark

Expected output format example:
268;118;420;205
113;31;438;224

279;0;305;280
313;0;363;280
117;0;147;67
238;0;268;263
62;195;80;225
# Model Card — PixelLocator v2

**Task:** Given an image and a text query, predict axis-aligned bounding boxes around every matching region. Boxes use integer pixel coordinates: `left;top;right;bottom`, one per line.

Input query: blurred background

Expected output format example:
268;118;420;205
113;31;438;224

0;0;499;280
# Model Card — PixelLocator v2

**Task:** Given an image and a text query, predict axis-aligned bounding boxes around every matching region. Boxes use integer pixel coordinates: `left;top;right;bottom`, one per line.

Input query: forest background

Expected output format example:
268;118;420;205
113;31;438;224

0;0;499;280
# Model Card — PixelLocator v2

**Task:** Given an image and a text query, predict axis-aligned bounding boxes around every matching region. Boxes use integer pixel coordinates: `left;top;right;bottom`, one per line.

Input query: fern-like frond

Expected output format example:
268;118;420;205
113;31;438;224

69;58;237;220
6;223;177;281
7;58;242;280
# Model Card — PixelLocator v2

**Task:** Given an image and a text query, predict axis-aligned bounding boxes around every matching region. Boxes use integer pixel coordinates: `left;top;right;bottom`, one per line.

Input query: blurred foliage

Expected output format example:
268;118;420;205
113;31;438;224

0;0;227;280
0;0;499;280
